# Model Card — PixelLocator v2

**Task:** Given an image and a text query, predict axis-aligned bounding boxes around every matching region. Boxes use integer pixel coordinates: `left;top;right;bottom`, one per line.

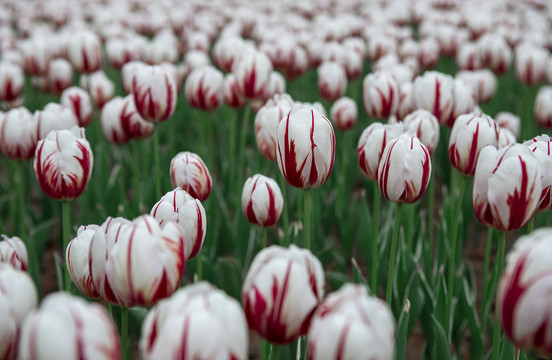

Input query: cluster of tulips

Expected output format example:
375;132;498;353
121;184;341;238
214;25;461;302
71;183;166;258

1;0;552;359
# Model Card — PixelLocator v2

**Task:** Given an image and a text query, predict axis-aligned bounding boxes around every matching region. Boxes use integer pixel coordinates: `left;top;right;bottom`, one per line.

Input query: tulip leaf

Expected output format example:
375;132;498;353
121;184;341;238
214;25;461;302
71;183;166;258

395;300;411;360
431;314;451;360
460;278;484;360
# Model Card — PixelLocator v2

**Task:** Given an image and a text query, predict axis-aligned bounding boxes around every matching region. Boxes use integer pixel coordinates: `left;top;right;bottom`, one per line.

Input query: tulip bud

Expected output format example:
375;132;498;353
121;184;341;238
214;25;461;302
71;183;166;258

169;152;212;201
141;282;248;360
100;95;154;144
495;112;521;138
308;284;396;360
330;97;357;131
105;36;143;69
18;292;119;360
478;33;512;75
242;245;325;344
378;133;431;203
80;71;115;110
498;128;516;149
185;65;224;111
0;61;24;102
132;64;177;122
213;36;249;73
362;71;399;119
402;109;440;155
19;37;51;76
223;73;246;108
34;126;93;200
0;107;37;160
357;122;404;181
515;43;548;86
396;82;415;120
66;225;101;298
498;228;552;354
413;71;454;125
44;58;73;95
241;174;284;227
121;61;146;95
67;30;102;74
524;135;552;212
0;235;28;271
317;62;347;102
233;50;273;100
457;69;497;104
535;86;552;128
457;42;482;71
276;107;335;189
255;93;293;161
35;103;79;140
448;113;499;176
473;144;542;231
450;78;477;127
60;87;93;128
417;38;440;70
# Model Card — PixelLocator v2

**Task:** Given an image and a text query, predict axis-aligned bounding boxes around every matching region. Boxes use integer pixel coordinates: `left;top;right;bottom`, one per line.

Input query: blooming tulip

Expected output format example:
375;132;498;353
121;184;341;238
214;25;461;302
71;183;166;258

0;107;37;160
317;62;347;102
402;109;440;155
169;152;212;201
357;122;404;181
255;93;293;161
233;50;273;100
132;64;177;122
80;71;115;110
496;112;521;138
44;58;73;95
34;103;79;140
498;128;516;149
535;86;552;128
185;65;224;111
396;82;415;120
276;107;335;189
60;87;93;128
100;95;154;144
105;36;143;69
362;71;399;119
478;33;512;75
417;38;440;70
0;61;24;102
67;30;102;74
65;225;100;298
414;71;454;125
213;36;249;73
242;245;324;344
524;135;552;212
121;61;146;95
0;236;28;271
33;126;93;200
457;42;482;71
450;78;477;127
241;174;283;227
330;97;357;131
19;36;51;76
223;74;246;108
515;43;548;86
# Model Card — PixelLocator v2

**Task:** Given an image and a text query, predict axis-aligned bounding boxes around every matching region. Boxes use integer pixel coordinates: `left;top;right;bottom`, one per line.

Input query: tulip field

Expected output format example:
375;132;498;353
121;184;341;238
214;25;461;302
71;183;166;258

3;0;552;359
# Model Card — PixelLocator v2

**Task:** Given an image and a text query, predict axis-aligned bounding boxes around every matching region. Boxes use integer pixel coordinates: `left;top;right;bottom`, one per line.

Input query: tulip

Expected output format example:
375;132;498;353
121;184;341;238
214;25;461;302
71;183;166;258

18;292;119;360
44;58;73;95
498;128;516;149
0;61;24;102
184;65;224;111
233;50;273;100
495;112;521;138
140;282;248;360
448;113;499;176
450;78;477;127
150;188;206;262
473;144;543;231
33;126;93;200
169;152;212;201
317;62;347;102
416;38;440;70
80;71;115;110
478;33;512;75
100;96;154;144
182;51;212;76
242;245;324;344
498;228;552;354
241;174;284;228
357;122;404;181
213;36;249;73
413;71;454;125
396;82;415;120
65;225;100;298
535;86;552;128
132;64;177;122
330;97;357;131
121;61;146;95
67;30;102;74
0;235;28;271
367;35;397;62
362;71;399;119
0;107;37;160
19;36;51;76
34;103;79;140
0;295;18;360
402;109;440;155
308;284;396;360
515;43;548;86
255;93;293;161
223;74;247;108
524;135;552;212
457;42;482;71
105;36;143;69
60;87;93;128
276;107;335;189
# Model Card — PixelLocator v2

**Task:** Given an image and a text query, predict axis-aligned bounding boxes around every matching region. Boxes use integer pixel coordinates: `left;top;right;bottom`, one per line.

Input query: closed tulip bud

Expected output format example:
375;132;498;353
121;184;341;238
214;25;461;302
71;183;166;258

450;78;478;127
213;36;249;73
65;225;100;298
185;65;224;111
141;282;248;360
547;57;552;85
524;135;552;212
473;144;542;231
460;70;497;104
80;71;115;110
308;284;396;360
159;62;182;94
67;30;102;74
242;245;324;344
417;38;440;70
19;37;51;76
402;109;440;155
276;107;335;189
132;64;177;122
44;58;72;95
105;36;143;69
121;61;146;95
457;42;482;71
362;71;399;119
357;122;404;181
396;82;415;120
515;43;548;86
255;93;293;161
34;126;93;200
414;71;454;125
0;235;28;271
0;61;24;102
223;73;246;108
330;97;357;131
35;103;79;140
498;128;516;149
100;95;154;144
448;113;499;176
60;87;93;128
0;107;37;160
478;33;512;75
266;71;286;96
378;133;431;203
233;50;273;100
169;152;212;201
367;35;397;63
18;292;119;360
496;112;521;138
317;62;347;102
241;174;283;227
498;228;552;354
535;86;552;128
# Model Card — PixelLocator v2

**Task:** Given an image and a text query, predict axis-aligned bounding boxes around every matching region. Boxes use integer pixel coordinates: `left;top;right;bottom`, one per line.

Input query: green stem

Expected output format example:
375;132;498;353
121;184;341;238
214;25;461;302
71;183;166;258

445;175;468;338
262;227;268;249
277;173;289;246
527;217;535;234
304;189;311;250
492;231;506;360
132;141;141;214
386;202;402;305
61;200;72;292
121;307;128;360
236;104;251;197
153;129;161;197
197;250;202;281
270;345;278;360
428;163;435;251
370;188;380;295
117;148;127;213
482;228;494;333
262;340;270;360
228;109;238;194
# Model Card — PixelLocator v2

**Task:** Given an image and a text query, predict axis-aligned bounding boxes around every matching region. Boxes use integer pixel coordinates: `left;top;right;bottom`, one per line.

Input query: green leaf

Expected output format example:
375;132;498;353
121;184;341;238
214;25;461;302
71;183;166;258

395;300;411;360
460;278;484;359
431;314;451;360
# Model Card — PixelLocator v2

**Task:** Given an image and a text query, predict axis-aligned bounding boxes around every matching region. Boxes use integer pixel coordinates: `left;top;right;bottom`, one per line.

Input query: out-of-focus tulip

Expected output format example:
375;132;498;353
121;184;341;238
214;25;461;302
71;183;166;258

242;245;324;344
66;225;101;298
450;78;477;127
18;292;119;360
524;135;552;212
19;37;51;76
121;61;146;95
378;133;431;203
169;152;212;201
448;113;499;176
0;295;18;360
496;112;521;138
223;73;246;108
60;87;93;128
80;71;115;110
0;107;37;160
0;61;24;102
276;107;335;189
100;95;154;144
308;283;396;360
317;62;347;102
396;82;415;120
457;42;482;70
402;109;440;155
185;65;224;111
362;71;399;119
34;103;79;140
498;128;516;149
413;71;454;125
535;86;552;128
458;70;497;104
498;228;552;354
67;30;102;74
0;235;28;271
44;59;72;95
367;35;397;63
255;93;293;161
478;33;512;75
330;97;357;131
150;188;206;261
547;57;552;85
34;126;93;200
473;144;543;231
233;50;273;100
515;43;548;86
417;38;440;70
213;36;249;73
132;64;177;122
140;282;248;360
241;174;283;227
357;122;404;181
105;36;143;69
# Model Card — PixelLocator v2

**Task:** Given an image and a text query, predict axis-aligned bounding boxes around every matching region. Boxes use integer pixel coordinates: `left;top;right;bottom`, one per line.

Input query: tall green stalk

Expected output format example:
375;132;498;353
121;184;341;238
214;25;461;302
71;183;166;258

132;141;142;214
491;231;506;360
304;189;311;250
262;227;268;249
386;203;403;305
370;188;380;294
121;307;129;360
153;129;161;197
482;228;494;334
277;174;289;246
61;200;72;292
236;104;251;195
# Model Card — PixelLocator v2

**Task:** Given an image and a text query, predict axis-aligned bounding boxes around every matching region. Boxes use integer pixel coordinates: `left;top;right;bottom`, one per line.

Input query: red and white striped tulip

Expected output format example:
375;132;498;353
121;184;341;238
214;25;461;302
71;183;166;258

457;70;497;104
242;245;324;344
223;74;246;108
66;225;101;298
457;42;482;71
0;107;37;160
140;282;248;360
60;87;93;128
496;112;521;138
498;128;517;149
213;36;250;73
44;59;73;95
255;93;293;161
132;64;177;122
185;66;224;111
362;71;399;119
105;36;144;69
0;61;24;102
535;86;552;128
308;284;396;360
233;50;273;100
34;103;79;140
378;133;432;203
417;38;440;70
121;61;146;95
330;97;357;131
169;152;212;201
80;71;114;110
524;135;552;212
515;43;548;86
317;62;347;102
19;37;51;76
0;236;27;271
450;78;477;127
414;71;454;125
33;126;93;201
276;107;335;189
67;30;102;74
100;95;154;144
478;33;512;75
396;82;415;120
473;144;543;231
241;174;283;227
402;109;440;155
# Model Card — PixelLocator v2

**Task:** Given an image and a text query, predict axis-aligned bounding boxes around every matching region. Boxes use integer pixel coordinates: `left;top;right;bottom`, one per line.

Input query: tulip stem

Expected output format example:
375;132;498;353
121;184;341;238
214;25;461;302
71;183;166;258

527;217;535;234
278;174;290;246
491;231;506;360
197;251;202;282
428;162;435;253
228;109;238;194
153;129;161;197
121;307;128;360
370;188;380;295
386;202;402;306
61;200;72;292
445;175;468;339
262;227;268;249
237;104;250;195
304;189;311;250
132;141;141;214
482;228;494;334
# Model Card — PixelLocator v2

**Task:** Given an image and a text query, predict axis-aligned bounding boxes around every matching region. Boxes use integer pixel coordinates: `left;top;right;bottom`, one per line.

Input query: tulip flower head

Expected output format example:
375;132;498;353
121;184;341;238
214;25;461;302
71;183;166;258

396;82;415;120
60;87;93;128
67;30;103;74
169;152;212;201
362;71;399;119
241;174;284;227
413;71;454;125
132;64;177;122
80;71;115;110
0;235;28;271
402;109;440;155
317;62;347;102
100;95;154;144
0;107;38;160
34;103;79;140
524;135;552;212
478;33;512;75
535;86;552;128
495;112;521;138
223;73;247;108
44;58;73;95
66;225;101;299
357;122;404;181
0;61;24;102
185;65;224;111
515;43;548;86
232;49;273;100
330;97;357;131
255;93;293;161
121;61;146;95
